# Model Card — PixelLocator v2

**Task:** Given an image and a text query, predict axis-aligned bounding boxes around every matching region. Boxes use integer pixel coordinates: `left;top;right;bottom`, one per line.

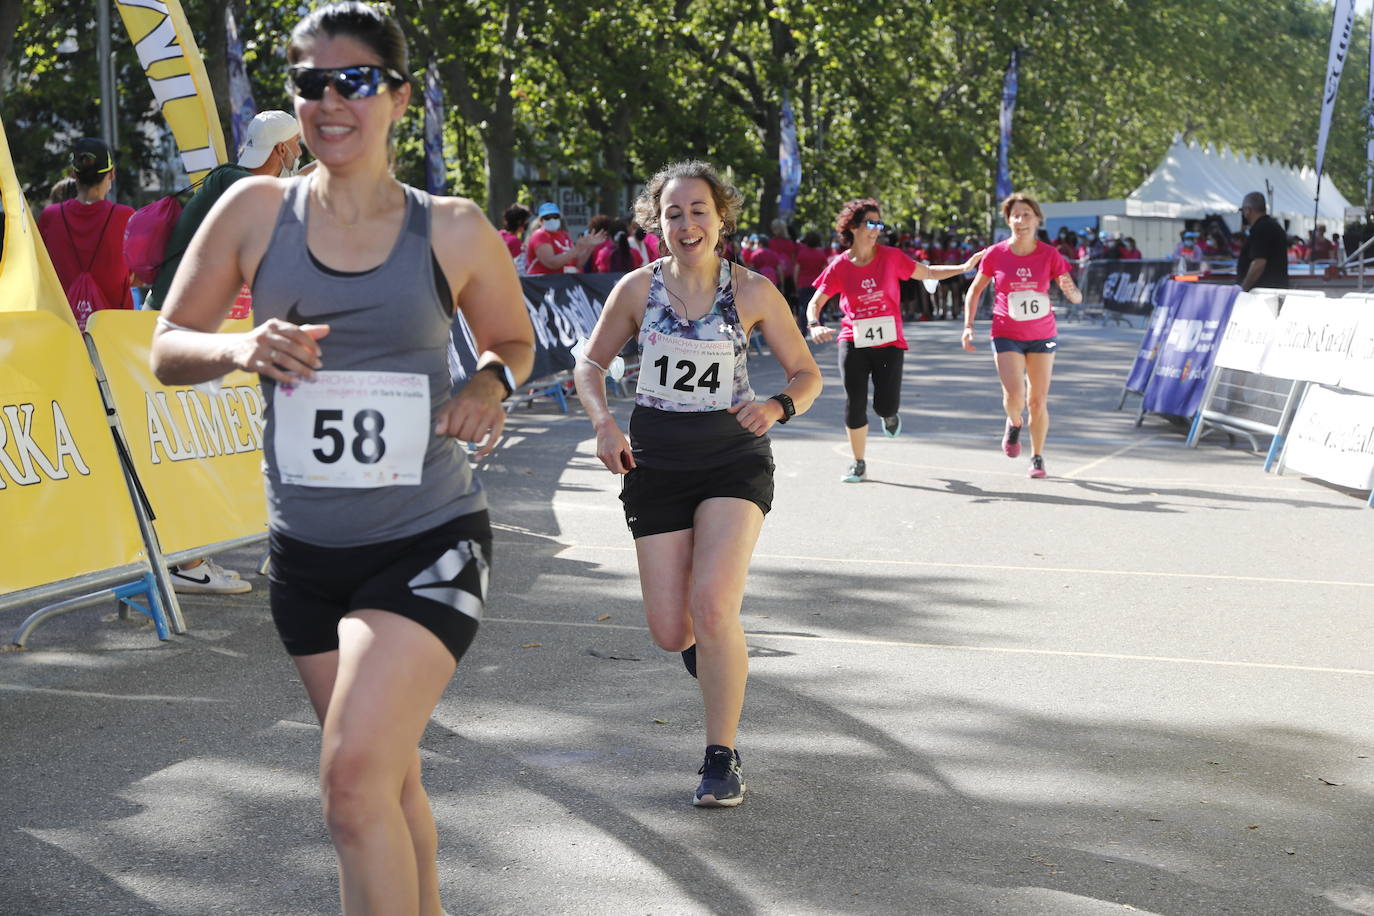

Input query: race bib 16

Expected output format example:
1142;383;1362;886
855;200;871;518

1008;290;1051;322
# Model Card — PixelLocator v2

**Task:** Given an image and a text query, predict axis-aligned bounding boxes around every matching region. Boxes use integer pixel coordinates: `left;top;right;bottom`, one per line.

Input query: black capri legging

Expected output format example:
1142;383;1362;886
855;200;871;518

838;339;905;429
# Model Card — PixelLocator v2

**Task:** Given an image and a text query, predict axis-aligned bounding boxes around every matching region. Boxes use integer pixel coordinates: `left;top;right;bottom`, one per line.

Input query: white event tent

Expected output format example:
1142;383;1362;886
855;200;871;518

1039;138;1356;258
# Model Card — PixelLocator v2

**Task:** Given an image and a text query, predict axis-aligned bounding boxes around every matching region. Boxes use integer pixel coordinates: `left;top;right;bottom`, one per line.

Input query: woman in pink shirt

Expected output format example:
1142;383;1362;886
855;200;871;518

808;199;983;482
524;201;605;274
961;193;1083;478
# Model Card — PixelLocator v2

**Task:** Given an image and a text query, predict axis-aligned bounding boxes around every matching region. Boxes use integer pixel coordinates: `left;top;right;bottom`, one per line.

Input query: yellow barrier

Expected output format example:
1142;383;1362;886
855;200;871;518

85;312;267;556
0;117;79;328
0;313;146;592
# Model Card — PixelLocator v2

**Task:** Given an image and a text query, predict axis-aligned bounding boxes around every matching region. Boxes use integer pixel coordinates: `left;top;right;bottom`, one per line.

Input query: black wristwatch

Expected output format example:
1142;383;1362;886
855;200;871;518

478;362;516;399
770;393;795;424
807;321;823;329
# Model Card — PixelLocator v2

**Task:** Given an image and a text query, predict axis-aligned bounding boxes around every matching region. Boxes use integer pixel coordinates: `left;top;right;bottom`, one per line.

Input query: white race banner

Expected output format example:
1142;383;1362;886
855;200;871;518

1315;0;1355;181
1214;291;1279;371
1340;311;1374;395
1283;385;1374;490
1259;296;1359;383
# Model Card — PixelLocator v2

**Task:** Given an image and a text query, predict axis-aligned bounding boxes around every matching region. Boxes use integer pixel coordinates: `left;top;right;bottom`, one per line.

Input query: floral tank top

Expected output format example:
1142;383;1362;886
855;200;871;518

634;257;755;413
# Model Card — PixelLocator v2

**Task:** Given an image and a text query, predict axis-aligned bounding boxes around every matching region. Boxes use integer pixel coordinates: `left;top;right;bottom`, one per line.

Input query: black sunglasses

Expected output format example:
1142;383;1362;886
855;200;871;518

288;65;404;101
863;219;886;231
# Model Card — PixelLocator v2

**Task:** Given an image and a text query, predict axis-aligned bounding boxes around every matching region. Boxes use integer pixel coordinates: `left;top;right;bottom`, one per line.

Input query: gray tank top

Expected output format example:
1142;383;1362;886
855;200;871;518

252;177;485;547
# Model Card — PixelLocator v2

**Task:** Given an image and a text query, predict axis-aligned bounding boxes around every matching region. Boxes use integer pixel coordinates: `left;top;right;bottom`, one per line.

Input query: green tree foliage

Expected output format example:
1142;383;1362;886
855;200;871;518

4;0;1371;232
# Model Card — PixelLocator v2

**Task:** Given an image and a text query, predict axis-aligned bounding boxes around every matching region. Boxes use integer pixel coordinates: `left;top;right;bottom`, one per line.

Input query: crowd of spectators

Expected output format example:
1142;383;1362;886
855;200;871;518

498;199;1005;324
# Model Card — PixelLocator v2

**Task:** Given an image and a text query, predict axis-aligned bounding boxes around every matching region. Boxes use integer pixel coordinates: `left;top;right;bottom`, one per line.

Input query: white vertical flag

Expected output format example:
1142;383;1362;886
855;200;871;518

1367;9;1374;204
1316;0;1354;182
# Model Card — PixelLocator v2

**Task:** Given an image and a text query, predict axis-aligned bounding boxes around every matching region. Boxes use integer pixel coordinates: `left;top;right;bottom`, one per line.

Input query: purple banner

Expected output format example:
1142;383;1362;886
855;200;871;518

424;62;447;196
995;48;1019;204
225;7;257;154
1124;280;1180;393
1140;282;1240;416
778;91;801;218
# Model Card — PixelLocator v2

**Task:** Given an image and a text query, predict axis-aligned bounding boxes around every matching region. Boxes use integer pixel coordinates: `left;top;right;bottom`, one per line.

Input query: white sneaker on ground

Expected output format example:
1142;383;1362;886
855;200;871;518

202;557;243;580
171;562;252;595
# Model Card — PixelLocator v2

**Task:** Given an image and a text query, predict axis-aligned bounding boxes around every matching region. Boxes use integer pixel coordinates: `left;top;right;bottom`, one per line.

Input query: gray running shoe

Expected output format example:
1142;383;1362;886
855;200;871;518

694;745;745;807
841;459;866;483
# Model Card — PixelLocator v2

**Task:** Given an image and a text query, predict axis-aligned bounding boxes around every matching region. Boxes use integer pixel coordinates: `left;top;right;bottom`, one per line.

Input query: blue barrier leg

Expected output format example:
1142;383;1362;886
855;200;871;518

1263;433;1284;472
1186;411;1203;447
113;572;169;641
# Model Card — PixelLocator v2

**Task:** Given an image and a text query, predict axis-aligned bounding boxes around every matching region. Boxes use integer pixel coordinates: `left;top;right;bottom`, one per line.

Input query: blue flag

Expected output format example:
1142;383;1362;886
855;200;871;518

424;62;447;196
778;91;801;218
995;49;1019;204
225;6;257;154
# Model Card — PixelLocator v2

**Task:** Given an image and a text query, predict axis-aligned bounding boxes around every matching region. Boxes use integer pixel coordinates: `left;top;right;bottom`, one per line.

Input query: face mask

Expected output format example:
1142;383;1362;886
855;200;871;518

543;218;561;232
277;148;300;178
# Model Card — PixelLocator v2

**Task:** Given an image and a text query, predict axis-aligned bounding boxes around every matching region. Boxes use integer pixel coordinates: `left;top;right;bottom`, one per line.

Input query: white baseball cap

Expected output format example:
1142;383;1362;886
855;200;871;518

238;111;300;168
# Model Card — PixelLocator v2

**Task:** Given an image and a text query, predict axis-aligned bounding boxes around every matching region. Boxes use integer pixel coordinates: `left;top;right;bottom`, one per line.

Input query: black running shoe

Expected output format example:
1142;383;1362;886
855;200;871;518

841;459;866;483
694;745;745;807
681;644;698;678
882;414;902;438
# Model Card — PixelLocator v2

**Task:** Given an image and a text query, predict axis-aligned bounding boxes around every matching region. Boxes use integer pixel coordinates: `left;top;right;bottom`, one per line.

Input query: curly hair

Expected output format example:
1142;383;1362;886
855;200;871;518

633;160;744;237
999;192;1044;222
833;198;881;246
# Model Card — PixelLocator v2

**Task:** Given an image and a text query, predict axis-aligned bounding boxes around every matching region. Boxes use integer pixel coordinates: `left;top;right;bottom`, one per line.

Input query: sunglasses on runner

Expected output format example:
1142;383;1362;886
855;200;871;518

287;65;404;101
863;219;886;231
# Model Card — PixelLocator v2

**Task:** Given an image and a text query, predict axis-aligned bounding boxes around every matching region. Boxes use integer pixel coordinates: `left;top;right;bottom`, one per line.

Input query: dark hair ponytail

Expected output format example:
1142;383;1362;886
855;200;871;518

609;229;634;272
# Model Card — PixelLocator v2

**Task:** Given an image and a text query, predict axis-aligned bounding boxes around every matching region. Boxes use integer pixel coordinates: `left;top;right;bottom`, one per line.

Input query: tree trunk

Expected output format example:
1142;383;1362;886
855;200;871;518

0;0;21;102
598;102;631;216
484;102;516;224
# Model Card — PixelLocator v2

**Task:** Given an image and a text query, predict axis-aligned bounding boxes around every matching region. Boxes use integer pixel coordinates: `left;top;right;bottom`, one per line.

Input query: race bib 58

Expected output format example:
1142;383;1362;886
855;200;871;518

273;370;430;488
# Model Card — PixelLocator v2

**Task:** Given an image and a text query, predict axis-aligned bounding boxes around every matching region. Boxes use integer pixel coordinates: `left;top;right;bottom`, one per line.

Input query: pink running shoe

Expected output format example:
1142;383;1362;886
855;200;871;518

1027;455;1047;478
1002;420;1023;458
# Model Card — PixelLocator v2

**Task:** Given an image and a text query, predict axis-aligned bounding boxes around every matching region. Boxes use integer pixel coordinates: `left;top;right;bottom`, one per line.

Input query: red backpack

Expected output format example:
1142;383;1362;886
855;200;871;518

123;192;186;286
59;205;116;330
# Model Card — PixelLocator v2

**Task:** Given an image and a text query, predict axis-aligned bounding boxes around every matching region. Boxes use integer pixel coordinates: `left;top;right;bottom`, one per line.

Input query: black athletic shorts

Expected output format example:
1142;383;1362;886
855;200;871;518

268;510;492;662
992;335;1059;355
619;457;774;539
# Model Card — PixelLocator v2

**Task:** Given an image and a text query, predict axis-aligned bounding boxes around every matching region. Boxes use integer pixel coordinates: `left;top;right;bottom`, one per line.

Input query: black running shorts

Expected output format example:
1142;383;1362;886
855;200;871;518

268;510;492;662
992;335;1059;355
619;457;774;539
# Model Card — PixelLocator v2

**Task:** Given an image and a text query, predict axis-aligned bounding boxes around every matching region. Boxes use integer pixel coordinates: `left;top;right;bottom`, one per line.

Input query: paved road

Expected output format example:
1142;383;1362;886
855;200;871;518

3;321;1372;915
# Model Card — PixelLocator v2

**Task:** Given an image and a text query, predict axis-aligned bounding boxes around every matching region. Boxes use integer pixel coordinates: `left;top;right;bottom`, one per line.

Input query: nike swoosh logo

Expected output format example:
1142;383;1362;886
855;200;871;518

286;300;378;325
175;572;211;585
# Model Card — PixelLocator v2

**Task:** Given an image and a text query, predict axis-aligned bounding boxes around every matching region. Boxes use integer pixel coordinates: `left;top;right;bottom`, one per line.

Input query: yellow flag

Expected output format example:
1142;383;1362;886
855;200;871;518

114;0;227;186
0;117;79;328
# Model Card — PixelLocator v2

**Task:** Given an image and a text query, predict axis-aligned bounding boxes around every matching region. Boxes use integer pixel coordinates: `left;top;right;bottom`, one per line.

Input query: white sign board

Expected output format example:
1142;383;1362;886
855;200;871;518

1260;296;1360;384
1283;385;1374;490
1214;291;1280;372
1339;311;1374;396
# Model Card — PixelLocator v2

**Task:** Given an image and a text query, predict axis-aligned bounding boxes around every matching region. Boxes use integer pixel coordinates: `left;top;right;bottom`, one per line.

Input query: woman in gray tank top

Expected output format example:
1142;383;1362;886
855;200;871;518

150;4;533;912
